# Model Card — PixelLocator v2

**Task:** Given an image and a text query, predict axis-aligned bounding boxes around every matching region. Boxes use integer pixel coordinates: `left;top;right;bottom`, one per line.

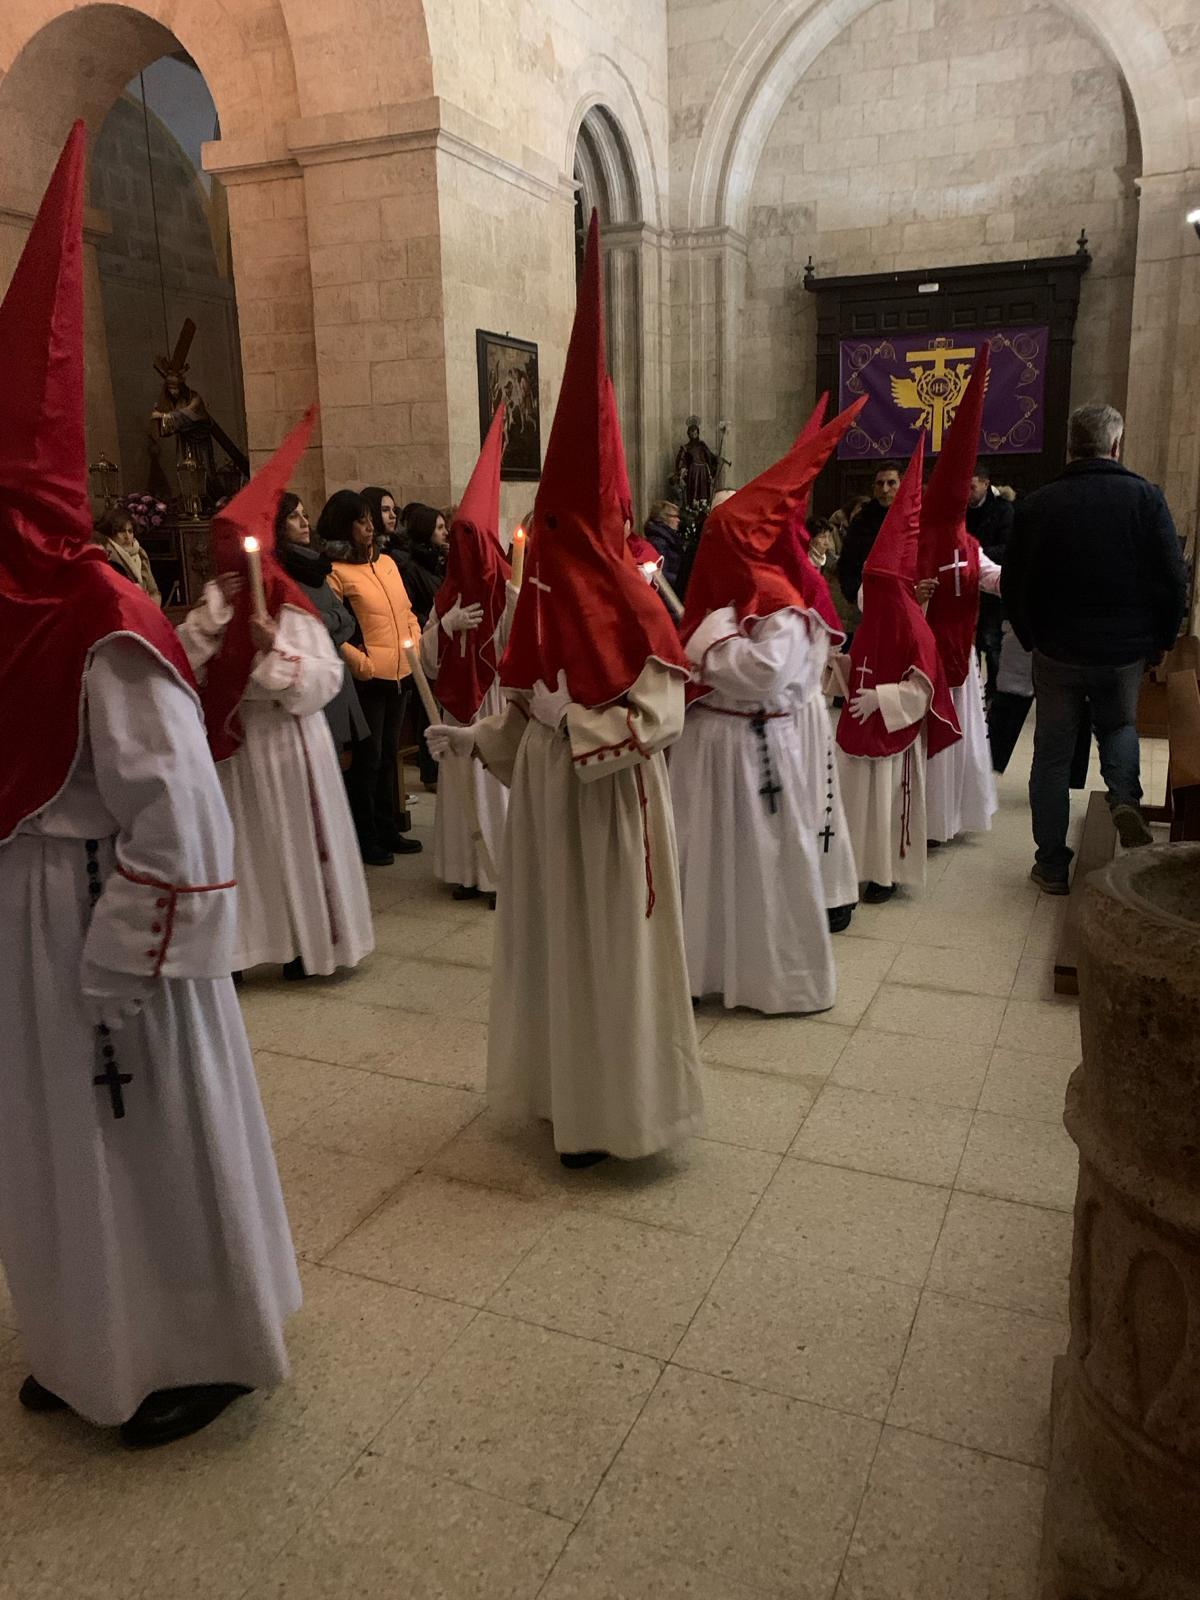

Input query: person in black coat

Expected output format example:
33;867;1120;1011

1002;403;1187;891
643;500;686;592
967;469;1014;696
274;493;368;754
836;462;902;608
399;503;449;786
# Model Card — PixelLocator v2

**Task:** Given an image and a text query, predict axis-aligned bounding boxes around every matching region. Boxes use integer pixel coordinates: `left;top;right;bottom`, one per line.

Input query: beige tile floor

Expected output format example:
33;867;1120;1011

0;730;1167;1600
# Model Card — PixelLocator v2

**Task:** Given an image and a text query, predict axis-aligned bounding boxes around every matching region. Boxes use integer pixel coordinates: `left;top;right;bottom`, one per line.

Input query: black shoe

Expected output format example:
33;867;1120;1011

862;881;896;904
19;1376;67;1414
282;956;308;981
1111;803;1153;849
560;1151;610;1170
827;904;855;933
119;1384;253;1449
486;894;497;911
362;848;395;867
391;836;423;856
927;839;944;849
451;884;482;901
1030;863;1070;896
231;970;244;987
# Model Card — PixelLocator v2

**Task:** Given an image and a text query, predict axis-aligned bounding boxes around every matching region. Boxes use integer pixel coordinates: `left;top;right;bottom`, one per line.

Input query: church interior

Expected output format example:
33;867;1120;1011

1;0;1199;1595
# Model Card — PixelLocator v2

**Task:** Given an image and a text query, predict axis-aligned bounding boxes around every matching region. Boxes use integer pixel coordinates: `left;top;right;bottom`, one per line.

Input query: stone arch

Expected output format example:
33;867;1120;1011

688;0;1191;236
567;67;668;517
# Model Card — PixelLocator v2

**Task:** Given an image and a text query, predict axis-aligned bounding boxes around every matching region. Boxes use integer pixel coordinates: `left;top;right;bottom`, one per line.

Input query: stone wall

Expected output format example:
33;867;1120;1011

739;0;1141;477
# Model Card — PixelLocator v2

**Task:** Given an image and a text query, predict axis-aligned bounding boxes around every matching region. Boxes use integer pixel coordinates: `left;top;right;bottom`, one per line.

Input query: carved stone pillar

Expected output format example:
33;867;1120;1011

1040;843;1200;1599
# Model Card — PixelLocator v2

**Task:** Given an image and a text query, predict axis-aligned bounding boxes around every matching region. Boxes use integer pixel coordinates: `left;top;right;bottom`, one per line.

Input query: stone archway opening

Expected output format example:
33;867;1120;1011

573;103;646;512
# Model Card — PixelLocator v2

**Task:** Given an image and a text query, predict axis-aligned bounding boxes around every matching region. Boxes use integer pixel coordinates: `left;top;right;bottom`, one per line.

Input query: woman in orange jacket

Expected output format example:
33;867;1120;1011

321;490;423;866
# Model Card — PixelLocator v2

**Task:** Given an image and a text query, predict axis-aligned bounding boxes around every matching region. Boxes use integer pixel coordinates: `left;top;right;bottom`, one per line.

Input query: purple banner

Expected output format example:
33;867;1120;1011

837;328;1047;460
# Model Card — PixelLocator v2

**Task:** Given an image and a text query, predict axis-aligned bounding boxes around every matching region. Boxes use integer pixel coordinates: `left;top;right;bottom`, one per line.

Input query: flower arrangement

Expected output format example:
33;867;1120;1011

115;492;168;531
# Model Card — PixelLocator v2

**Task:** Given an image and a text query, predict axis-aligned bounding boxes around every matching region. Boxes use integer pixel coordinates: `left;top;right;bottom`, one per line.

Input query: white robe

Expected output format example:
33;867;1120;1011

178;587;374;975
800;624;859;909
421;588;516;894
837;674;933;890
672;608;836;1014
0;640;300;1426
925;555;1001;843
474;661;704;1159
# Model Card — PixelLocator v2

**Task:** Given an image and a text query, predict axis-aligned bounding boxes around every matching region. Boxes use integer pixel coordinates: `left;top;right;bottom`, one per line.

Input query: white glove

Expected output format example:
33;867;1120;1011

530;669;573;730
849;687;881;724
441;595;484;637
426;722;476;762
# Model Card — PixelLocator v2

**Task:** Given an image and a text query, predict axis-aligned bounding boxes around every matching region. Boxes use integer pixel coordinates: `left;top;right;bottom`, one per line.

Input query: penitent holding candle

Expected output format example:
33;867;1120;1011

510;525;526;589
402;635;440;724
243;536;268;620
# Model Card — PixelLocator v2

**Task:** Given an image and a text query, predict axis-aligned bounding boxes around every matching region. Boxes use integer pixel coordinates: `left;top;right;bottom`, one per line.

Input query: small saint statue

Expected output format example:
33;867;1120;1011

673;416;721;511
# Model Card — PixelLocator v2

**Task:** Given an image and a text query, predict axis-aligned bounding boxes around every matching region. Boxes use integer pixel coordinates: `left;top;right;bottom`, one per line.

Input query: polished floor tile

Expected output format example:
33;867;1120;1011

701;1014;853;1079
979;1045;1076;1125
927;1192;1073;1322
490;1210;727;1359
675;1243;918;1420
836;1426;1046;1599
791;1083;972;1186
862;983;1007;1046
958;1110;1080;1211
376;1312;660;1520
889;1291;1067;1467
831;1029;991;1109
701;1062;821;1152
742;1158;950;1286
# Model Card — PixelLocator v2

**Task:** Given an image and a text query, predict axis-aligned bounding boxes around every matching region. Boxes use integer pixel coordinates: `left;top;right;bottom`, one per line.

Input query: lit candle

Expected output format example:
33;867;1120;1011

243;536;268;620
403;635;439;723
510;525;526;588
652;568;685;620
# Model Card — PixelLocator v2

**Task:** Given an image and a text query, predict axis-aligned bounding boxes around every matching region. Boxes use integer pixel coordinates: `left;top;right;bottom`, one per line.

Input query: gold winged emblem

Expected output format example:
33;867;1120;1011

890;339;978;451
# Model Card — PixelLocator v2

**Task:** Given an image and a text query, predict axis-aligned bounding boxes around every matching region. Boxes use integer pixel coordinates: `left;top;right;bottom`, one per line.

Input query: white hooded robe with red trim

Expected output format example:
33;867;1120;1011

0;124;300;1426
460;215;702;1159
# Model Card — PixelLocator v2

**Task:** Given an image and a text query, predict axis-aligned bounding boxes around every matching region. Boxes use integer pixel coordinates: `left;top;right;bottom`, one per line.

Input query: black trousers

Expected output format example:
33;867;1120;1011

976;597;1004;696
988;690;1094;790
345;679;401;854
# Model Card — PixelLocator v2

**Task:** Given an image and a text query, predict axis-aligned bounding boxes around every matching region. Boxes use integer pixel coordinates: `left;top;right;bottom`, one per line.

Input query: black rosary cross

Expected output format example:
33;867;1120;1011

818;821;834;853
750;712;782;816
84;839;133;1121
93;1028;132;1120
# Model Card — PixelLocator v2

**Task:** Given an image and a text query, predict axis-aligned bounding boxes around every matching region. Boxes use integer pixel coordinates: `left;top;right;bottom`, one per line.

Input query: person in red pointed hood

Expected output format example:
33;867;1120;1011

670;404;865;1018
426;210;702;1169
420;404;514;902
917;346;1002;844
603;375;661;575
771;395;849;641
835;438;961;902
0;122;302;1446
177;410;374;981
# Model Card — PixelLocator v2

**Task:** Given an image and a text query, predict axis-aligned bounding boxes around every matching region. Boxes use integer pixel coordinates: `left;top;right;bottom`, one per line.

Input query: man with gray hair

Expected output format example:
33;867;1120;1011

1002;403;1187;893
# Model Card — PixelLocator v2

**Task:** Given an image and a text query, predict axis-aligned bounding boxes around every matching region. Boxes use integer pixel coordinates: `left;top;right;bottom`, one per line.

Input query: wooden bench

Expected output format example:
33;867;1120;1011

1166;668;1200;841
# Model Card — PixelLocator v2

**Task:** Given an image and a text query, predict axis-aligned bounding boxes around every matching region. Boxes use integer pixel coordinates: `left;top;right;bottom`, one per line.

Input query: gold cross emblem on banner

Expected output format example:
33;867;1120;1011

890;339;977;451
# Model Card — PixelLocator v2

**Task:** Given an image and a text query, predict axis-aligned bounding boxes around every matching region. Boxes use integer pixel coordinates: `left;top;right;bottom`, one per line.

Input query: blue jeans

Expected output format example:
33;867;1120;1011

1029;652;1144;876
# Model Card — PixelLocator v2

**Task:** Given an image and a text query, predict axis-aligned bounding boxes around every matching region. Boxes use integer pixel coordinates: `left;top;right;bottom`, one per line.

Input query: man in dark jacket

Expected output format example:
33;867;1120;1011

1002;403;1187;892
967;468;1014;695
644;499;686;592
837;461;901;608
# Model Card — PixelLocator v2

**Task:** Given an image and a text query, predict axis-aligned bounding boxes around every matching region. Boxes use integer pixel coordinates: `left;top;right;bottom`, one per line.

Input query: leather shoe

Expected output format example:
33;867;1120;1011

361;848;395;866
451;884;481;901
862;881;896;904
282;956;308;981
391;836;423;855
19;1376;67;1414
120;1384;253;1449
827;904;855;933
560;1150;610;1170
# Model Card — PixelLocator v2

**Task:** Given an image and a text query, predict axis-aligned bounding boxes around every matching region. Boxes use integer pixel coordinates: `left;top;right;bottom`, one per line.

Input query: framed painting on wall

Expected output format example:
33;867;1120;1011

476;329;541;481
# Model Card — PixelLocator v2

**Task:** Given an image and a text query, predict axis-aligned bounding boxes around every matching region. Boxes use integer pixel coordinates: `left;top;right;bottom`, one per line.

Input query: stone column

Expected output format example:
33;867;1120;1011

1040;842;1200;1600
669;225;746;487
1123;170;1200;627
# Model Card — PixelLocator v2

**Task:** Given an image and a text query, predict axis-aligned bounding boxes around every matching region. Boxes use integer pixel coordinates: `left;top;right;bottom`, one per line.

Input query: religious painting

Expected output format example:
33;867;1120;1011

476;330;541;481
836;328;1048;460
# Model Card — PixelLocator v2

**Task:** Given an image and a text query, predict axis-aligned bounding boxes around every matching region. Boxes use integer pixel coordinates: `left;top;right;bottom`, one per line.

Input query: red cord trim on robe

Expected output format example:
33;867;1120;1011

115;866;236;977
297;719;340;948
272;649;303;689
899;746;913;860
624;706;651;758
635;766;656;919
573;735;637;766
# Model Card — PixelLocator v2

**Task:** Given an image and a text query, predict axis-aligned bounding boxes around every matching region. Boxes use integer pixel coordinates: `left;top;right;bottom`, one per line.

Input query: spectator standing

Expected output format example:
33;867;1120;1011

643;499;686;593
967;466;1014;695
95;507;161;603
1002;403;1187;893
836;462;902;610
398;503;448;788
322;489;424;865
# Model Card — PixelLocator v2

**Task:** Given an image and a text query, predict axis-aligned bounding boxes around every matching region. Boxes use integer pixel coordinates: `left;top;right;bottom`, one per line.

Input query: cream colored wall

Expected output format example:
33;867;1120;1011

739;0;1141;476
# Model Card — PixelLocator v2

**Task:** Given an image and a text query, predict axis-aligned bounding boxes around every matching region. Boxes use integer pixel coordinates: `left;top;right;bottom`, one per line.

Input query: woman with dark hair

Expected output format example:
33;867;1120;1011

361;486;401;563
322;489;423;864
95;507;161;602
273;492;367;755
398;502;449;787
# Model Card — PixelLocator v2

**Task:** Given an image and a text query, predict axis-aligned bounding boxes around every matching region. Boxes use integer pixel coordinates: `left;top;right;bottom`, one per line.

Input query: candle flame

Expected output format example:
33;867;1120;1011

402;637;414;651
514;526;525;543
243;536;260;553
